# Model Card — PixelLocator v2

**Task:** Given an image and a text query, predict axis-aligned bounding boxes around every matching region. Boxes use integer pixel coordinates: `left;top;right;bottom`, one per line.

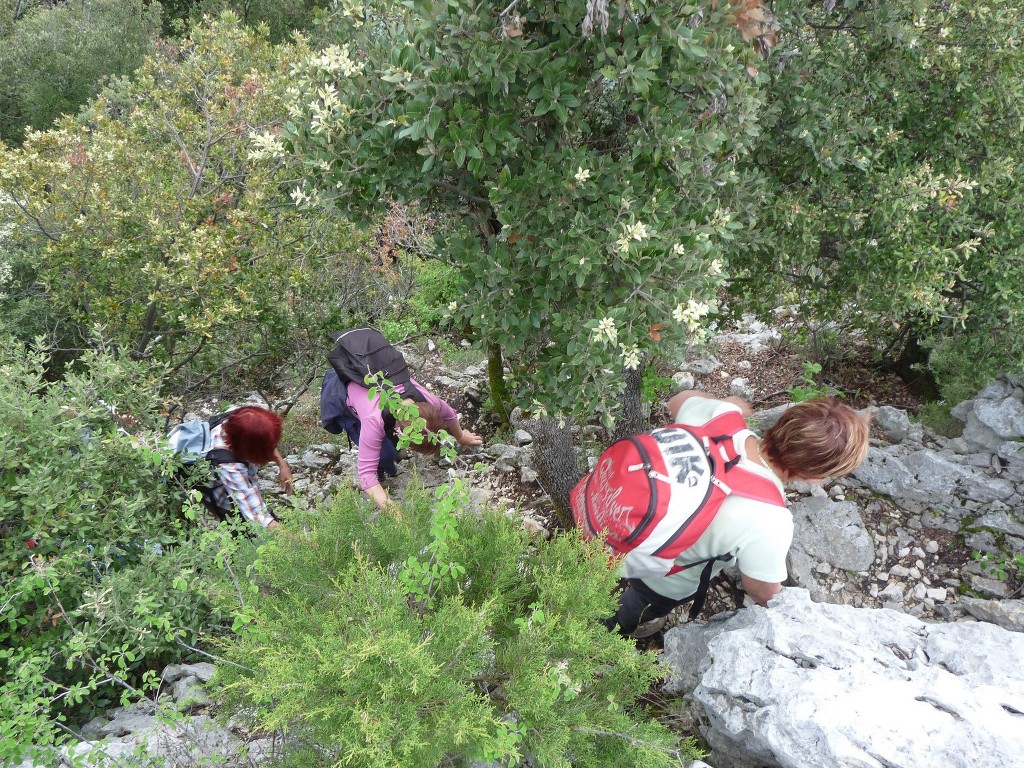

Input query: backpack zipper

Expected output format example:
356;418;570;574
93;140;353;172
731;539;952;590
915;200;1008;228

621;437;662;545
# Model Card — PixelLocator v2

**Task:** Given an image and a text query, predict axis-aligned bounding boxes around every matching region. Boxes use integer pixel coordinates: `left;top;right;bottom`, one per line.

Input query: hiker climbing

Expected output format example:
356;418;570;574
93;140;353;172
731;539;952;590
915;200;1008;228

168;406;293;529
572;390;871;636
319;327;482;511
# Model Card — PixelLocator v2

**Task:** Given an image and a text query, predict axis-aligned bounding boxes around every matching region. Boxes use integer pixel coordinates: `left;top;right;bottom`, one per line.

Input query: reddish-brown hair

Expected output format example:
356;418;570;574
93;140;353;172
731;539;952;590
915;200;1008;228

416;401;444;433
221;406;283;465
761;397;870;480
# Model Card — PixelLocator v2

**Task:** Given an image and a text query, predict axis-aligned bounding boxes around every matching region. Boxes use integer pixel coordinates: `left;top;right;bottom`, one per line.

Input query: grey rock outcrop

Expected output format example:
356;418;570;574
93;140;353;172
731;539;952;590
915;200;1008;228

960;597;1024;633
662;589;1024;768
787;496;874;601
843;378;1024;573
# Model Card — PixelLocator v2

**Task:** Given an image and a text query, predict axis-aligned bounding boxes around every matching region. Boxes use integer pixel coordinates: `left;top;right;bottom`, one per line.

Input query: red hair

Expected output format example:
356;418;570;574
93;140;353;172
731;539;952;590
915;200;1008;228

221;406;283;465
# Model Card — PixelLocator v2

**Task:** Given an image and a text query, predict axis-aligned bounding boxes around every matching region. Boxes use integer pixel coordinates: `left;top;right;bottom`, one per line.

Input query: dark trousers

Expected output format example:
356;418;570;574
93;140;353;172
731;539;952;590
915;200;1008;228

604;579;692;635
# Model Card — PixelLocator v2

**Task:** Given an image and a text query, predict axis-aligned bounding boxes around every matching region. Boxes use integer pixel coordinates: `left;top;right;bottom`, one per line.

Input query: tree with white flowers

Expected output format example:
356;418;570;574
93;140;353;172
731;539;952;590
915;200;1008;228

274;0;777;518
735;0;1024;405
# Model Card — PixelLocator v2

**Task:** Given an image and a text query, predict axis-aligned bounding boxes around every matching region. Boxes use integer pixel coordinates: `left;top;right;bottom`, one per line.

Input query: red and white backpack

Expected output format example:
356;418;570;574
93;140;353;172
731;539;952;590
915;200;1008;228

570;410;786;580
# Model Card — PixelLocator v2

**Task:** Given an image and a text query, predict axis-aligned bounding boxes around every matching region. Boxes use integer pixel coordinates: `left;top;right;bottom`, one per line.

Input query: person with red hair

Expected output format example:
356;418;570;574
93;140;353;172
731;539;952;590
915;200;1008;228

209;406;293;528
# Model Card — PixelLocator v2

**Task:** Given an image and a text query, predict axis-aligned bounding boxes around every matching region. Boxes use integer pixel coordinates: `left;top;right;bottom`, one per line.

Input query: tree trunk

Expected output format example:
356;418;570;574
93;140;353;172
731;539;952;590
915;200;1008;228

517;414;582;530
487;342;512;428
885;324;941;401
611;363;646;442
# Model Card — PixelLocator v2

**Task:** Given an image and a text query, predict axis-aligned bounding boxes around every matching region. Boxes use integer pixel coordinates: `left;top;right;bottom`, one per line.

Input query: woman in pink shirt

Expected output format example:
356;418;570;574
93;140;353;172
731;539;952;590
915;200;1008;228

321;368;482;510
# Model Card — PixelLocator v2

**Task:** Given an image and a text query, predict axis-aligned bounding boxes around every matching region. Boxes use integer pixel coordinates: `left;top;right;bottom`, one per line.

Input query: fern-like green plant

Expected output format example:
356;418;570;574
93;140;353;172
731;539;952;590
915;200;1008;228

217;485;701;767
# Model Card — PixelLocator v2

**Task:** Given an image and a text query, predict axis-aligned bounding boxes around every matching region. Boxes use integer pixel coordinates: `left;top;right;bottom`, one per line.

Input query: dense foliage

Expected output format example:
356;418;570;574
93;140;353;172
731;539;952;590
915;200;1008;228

0;339;258;760
0;15;383;400
4;0;1024;761
220;483;699;767
738;0;1024;401
0;0;160;145
275;0;776;425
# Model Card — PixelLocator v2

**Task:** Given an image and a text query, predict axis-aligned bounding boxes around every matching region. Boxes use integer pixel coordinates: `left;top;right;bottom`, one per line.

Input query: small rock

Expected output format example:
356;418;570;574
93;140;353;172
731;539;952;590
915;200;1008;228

512;429;533;446
684;356;721;375
522;517;547;536
299;450;333;470
815;562;833;575
925;587;947;602
879;584;905;601
925;540;939;554
672;371;696;391
964;572;1009;599
729;377;754;401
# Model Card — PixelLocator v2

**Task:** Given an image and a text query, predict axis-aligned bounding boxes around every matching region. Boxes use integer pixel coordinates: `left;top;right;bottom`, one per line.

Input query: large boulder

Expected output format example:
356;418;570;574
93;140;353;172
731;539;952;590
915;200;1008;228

662;589;1024;768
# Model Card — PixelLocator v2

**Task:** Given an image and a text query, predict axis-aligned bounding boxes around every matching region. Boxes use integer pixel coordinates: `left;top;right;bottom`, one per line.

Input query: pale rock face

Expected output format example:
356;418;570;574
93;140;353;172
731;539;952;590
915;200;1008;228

662;589;1024;768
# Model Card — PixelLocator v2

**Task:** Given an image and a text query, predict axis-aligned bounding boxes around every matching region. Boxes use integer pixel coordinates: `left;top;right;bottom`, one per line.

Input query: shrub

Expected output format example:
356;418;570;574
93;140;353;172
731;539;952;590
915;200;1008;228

0;0;159;144
0;339;256;760
219;483;699;767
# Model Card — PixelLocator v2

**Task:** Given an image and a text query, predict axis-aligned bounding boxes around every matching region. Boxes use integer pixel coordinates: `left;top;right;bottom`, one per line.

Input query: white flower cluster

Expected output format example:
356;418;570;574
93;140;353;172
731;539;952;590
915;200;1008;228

0;259;12;301
574;167;591;183
309;83;352;137
290;184;323;208
710;208;733;229
619;343;641;370
592;316;617;345
311;45;364;78
673;298;711;332
615;221;649;253
958;237;982;256
248;131;286;160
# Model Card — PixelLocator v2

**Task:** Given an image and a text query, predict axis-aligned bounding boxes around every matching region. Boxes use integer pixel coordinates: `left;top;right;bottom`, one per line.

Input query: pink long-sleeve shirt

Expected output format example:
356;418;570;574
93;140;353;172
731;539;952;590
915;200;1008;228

346;378;458;491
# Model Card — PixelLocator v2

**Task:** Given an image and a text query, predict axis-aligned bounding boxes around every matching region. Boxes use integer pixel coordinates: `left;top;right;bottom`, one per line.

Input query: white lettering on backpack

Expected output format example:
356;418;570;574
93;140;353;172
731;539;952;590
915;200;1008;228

590;455;633;530
651;428;709;488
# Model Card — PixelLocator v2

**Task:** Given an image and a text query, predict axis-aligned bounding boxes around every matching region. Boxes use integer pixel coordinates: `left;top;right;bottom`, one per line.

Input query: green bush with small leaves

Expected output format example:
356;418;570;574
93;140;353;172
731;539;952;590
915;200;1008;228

218;483;701;767
0;338;256;761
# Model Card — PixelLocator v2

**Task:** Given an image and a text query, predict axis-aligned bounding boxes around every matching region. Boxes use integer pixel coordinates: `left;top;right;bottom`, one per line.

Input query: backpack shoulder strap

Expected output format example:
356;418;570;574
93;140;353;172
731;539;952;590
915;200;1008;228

205;448;242;466
677;408;786;507
207;411;234;429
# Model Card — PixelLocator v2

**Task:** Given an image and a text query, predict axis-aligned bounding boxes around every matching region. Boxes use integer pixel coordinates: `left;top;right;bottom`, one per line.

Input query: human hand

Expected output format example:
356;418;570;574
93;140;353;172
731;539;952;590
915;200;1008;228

274;449;295;495
458;429;483;447
279;472;295;495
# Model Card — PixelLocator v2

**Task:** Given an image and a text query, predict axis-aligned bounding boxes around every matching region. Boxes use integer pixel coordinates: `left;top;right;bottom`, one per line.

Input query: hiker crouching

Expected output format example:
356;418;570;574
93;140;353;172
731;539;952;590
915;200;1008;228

320;327;482;512
202;407;292;529
573;390;870;636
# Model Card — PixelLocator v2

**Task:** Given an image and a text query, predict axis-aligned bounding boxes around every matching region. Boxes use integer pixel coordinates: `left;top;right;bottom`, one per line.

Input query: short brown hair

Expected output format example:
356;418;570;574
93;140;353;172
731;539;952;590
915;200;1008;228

761;397;870;480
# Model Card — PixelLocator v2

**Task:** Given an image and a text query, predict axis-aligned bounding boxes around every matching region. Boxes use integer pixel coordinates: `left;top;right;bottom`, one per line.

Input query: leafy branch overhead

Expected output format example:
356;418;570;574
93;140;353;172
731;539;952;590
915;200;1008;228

274;0;771;424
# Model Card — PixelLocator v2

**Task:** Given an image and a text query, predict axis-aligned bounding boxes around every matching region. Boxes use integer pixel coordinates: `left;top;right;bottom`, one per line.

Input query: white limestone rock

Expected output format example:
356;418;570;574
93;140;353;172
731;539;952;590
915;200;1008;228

662;589;1024;768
